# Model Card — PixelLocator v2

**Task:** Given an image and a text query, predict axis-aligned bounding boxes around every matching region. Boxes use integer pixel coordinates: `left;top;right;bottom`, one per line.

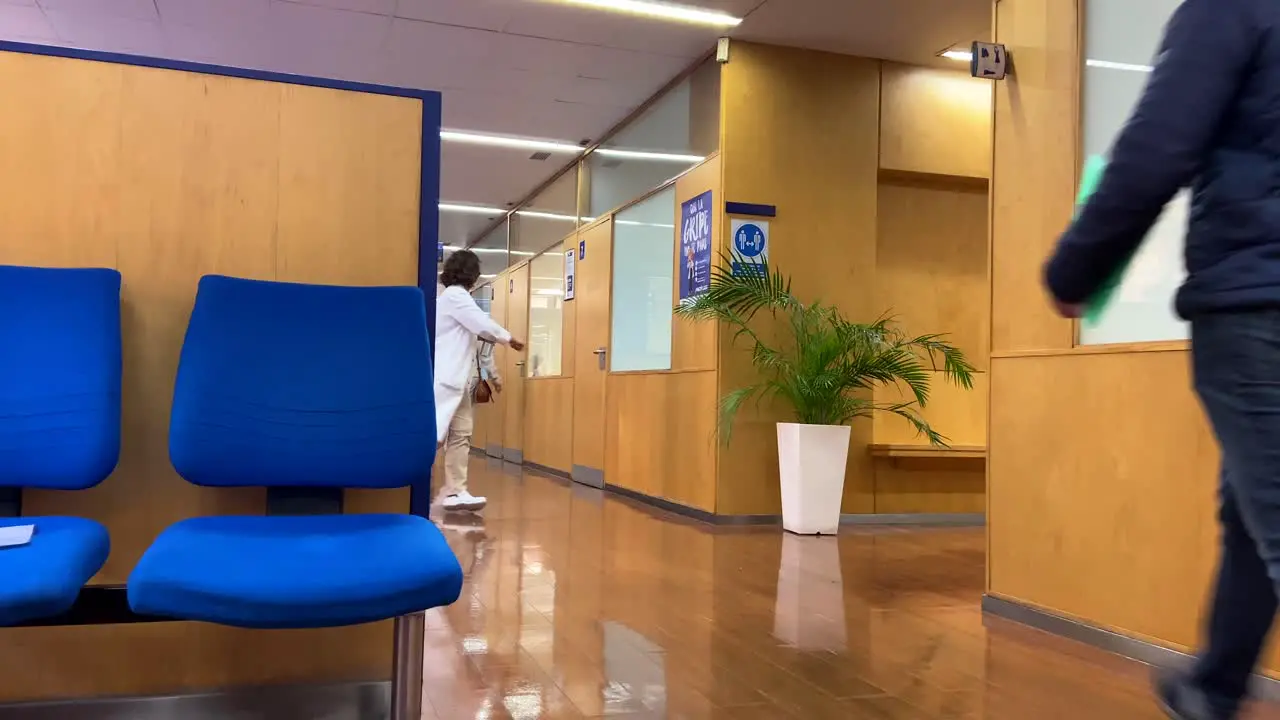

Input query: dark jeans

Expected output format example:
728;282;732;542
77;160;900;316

1190;311;1280;717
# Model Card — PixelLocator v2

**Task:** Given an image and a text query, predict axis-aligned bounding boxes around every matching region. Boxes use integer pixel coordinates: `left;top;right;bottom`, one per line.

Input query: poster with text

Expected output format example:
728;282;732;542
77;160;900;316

679;190;713;301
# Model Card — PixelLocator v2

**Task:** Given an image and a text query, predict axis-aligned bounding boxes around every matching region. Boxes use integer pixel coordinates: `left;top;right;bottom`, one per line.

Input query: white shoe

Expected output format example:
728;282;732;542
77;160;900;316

441;491;486;512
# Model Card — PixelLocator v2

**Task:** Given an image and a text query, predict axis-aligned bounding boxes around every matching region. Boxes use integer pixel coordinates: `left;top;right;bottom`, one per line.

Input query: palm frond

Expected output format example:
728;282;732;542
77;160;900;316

678;256;974;446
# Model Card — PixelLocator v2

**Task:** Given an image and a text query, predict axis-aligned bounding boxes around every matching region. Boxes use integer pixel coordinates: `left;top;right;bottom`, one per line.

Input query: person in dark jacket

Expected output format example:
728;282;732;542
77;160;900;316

1044;1;1280;718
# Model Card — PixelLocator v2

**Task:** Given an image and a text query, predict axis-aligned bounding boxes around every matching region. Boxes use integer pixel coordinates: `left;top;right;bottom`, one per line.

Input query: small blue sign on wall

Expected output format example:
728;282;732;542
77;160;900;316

730;218;769;277
437;241;445;263
679;190;713;301
579;239;586;260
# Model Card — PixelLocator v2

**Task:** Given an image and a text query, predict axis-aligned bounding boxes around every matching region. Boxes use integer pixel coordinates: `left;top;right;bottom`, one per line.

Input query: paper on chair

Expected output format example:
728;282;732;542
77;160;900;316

0;524;34;548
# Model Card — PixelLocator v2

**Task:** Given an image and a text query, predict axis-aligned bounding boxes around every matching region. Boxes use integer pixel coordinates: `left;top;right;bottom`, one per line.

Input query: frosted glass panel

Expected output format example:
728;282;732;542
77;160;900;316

611;188;676;372
1078;0;1189;344
528;246;565;377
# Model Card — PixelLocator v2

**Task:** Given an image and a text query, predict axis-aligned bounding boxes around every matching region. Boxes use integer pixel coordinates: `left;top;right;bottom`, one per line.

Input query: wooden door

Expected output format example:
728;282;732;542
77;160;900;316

485;275;508;458
571;220;613;487
470;284;494;456
502;263;530;463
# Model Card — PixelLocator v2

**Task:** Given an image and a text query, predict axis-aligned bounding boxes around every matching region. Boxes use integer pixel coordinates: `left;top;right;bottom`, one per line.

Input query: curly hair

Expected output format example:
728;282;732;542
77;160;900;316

440;249;482;289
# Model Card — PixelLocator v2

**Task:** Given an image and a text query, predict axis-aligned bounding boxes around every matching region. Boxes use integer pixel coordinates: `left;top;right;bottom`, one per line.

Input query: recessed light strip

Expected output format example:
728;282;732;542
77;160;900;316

594;148;705;163
440;202;506;215
440;130;584;154
1086;58;1154;73
941;50;972;62
560;0;741;27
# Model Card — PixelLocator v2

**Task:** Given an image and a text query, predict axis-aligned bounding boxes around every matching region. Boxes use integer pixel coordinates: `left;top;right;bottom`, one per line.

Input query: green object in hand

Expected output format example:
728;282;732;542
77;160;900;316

1074;155;1130;327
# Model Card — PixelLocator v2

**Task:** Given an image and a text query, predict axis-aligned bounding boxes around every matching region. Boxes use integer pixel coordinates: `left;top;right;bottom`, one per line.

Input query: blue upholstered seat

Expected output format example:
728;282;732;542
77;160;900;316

0;517;110;625
129;514;462;628
0;264;122;625
128;275;460;628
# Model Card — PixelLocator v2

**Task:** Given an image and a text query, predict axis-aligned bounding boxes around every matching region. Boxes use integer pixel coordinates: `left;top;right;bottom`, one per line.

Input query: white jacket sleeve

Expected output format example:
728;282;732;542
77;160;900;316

441;288;512;344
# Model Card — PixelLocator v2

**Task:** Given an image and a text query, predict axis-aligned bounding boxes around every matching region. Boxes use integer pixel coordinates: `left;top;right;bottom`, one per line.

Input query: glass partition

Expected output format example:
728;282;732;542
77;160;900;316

1078;0;1188;345
512;166;582;260
527;244;566;378
610;187;676;372
584;58;719;218
468;221;510;281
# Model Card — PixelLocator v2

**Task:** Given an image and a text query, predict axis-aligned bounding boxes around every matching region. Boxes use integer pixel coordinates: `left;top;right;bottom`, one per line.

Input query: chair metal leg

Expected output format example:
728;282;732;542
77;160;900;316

390;612;425;720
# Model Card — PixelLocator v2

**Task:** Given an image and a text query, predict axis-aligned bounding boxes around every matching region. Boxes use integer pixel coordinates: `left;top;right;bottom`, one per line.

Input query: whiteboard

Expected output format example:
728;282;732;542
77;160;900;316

1077;0;1189;345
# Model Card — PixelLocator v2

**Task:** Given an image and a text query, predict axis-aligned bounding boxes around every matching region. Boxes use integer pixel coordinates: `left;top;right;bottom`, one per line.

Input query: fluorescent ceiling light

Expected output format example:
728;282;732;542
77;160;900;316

440;202;505;215
616;220;676;228
941;50;972;62
516;210;580;222
441;130;584;154
594;148;705;163
511;250;537;257
479;274;498;279
560;0;741;26
1087;58;1154;73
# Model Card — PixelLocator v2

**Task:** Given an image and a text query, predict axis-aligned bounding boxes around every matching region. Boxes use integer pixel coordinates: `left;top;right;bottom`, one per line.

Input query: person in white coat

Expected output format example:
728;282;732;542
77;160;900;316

435;250;523;511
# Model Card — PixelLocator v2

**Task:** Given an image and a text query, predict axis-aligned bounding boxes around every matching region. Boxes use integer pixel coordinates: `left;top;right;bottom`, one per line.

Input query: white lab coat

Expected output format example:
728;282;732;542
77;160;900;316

435;284;511;443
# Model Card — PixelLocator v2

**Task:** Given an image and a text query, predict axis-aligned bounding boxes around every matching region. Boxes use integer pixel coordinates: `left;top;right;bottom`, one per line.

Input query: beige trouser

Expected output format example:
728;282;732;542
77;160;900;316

439;384;474;498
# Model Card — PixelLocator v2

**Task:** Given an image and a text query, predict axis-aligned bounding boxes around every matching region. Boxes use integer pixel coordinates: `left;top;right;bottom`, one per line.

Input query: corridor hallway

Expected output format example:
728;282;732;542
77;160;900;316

422;459;1263;719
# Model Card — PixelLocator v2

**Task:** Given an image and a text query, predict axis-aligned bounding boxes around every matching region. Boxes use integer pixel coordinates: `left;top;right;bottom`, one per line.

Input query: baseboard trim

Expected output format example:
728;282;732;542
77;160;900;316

571;464;605;489
604;483;718;524
981;594;1280;701
0;680;389;718
841;513;985;526
485;444;502;459
501;448;523;465
525;461;570;480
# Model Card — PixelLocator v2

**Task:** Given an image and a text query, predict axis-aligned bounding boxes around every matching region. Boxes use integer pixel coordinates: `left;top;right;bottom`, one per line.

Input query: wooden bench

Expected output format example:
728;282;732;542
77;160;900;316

868;444;987;471
868;444;986;460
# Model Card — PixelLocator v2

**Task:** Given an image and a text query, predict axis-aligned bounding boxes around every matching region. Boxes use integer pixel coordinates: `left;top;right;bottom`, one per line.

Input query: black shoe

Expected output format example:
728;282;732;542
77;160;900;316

1155;671;1226;720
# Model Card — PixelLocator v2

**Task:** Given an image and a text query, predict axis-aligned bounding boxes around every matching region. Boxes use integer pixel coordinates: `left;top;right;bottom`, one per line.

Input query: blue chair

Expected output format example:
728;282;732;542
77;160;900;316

0;265;121;625
127;275;461;631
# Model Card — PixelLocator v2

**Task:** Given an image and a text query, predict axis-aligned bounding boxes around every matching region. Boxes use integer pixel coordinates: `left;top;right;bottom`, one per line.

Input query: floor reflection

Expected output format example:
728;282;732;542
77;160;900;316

421;457;1280;719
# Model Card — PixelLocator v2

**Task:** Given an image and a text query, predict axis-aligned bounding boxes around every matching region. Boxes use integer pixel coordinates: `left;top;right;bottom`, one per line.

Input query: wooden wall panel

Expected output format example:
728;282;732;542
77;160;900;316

988;351;1218;653
487;272;510;455
524;377;575;473
876;175;989;371
0;50;422;701
717;43;882;515
671;155;721;373
990;0;1078;353
605;371;718;512
276;85;421;287
879;63;993;179
571;220;614;475
502;264;531;456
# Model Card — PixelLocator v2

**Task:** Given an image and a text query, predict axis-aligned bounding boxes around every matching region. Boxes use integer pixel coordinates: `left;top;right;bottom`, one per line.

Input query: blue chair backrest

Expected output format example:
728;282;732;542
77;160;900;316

170;275;435;489
0;265;122;490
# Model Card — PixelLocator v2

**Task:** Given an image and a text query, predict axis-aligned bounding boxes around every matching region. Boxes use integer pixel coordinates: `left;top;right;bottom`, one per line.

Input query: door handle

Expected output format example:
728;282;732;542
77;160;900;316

515;360;526;378
592;347;607;371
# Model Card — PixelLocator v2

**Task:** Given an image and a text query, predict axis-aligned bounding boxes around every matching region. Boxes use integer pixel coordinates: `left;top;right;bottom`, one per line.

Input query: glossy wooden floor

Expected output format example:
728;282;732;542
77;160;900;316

422;458;1280;719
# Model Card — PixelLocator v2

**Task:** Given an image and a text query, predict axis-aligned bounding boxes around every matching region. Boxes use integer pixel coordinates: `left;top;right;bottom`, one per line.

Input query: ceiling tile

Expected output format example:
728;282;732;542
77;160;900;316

501;2;716;58
0;0;38;6
276;0;394;16
45;9;165;52
0;3;55;39
156;0;268;28
387;18;502;72
393;0;516;31
40;0;159;22
442;87;623;142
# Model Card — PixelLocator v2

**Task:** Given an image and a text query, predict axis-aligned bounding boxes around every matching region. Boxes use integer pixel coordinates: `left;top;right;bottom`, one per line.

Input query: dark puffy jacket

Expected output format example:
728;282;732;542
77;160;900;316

1045;0;1280;318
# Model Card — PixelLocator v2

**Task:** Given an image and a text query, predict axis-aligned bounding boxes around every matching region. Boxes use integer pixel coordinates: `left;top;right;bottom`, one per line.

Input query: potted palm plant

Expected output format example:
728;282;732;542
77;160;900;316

674;254;975;535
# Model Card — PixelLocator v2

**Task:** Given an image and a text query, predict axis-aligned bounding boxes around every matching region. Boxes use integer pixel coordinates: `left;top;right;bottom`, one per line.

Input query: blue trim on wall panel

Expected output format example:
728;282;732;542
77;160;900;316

414;93;443;519
0;40;433;100
0;40;443;518
725;202;777;218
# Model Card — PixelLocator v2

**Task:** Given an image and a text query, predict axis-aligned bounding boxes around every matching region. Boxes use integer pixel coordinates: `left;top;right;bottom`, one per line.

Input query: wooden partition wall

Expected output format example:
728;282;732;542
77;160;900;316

871;63;992;515
496;44;993;521
0;48;435;701
984;0;1251;669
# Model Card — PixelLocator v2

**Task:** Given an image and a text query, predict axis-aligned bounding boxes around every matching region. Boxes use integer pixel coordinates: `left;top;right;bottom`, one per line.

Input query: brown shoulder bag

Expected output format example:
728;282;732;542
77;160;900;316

472;347;493;404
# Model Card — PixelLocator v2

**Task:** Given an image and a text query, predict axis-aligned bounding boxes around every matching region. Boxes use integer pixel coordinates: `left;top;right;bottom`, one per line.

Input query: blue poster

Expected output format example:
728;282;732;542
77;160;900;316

679;190;713;301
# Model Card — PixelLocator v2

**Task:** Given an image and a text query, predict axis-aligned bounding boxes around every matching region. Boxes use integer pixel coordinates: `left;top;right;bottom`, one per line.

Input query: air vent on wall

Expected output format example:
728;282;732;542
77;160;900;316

529;151;551;161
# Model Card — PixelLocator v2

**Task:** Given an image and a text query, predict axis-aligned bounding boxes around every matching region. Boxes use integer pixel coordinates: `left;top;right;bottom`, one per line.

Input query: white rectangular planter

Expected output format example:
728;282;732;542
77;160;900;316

776;422;851;535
